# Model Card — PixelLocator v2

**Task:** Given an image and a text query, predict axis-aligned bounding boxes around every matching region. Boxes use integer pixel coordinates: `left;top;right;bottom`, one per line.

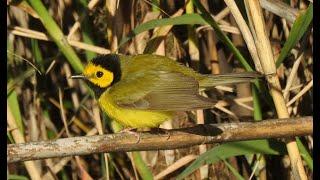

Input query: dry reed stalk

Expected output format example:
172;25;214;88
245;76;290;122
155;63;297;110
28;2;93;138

215;7;231;20
87;0;100;10
197;24;241;34
195;6;239;37
144;8;184;53
215;96;253;106
260;0;299;24
286;80;313;107
151;3;176;167
58;88;71;137
249;154;265;180
229;16;253;118
202;1;220;74
244;0;308;179
214;104;239;121
7;105;42;180
42;157;72;179
196;109;209;178
189;0;209;177
128;152;139;180
45;60;57;75
28;105;43;175
224;0;263;73
213;85;234;92
59;88;94;178
281;18;290;39
105;0;119;52
92;104;110;180
8;26;111;54
67;21;81;41
186;0;200;63
129;11;160;54
86;127;98;136
75;156;94;180
64;64;80;109
154;155;198;180
283;53;304;100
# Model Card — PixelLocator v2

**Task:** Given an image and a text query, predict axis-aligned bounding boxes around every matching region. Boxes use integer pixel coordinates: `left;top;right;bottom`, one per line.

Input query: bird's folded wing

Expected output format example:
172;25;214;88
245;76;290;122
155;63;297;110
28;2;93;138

109;70;216;111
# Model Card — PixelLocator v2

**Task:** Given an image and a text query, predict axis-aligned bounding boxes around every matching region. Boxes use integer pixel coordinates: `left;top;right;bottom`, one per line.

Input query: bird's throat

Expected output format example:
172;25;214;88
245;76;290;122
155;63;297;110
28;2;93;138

85;79;108;98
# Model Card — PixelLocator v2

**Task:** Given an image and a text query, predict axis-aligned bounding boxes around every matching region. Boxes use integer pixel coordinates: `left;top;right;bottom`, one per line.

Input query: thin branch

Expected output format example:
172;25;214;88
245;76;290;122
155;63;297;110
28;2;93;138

8;116;312;163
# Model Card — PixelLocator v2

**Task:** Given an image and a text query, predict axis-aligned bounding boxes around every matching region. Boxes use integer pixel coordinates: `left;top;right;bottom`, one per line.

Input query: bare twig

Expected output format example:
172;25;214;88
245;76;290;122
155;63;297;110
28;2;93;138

8;116;312;163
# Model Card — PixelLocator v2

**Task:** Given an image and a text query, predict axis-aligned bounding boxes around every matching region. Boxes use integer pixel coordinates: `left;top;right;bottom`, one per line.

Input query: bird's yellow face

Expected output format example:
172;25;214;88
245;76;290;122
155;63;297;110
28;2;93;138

71;54;122;97
83;62;114;88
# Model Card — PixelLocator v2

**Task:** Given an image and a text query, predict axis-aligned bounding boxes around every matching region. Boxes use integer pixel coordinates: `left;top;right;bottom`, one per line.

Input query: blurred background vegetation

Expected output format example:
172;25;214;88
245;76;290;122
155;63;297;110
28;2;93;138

7;0;312;179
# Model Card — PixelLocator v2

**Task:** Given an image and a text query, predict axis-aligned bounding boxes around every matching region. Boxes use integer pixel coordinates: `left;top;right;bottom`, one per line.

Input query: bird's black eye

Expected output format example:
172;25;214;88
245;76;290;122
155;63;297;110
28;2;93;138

96;71;103;78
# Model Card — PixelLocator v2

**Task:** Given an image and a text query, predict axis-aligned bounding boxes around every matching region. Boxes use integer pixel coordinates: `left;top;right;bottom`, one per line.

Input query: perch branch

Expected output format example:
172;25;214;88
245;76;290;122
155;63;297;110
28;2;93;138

8;116;312;163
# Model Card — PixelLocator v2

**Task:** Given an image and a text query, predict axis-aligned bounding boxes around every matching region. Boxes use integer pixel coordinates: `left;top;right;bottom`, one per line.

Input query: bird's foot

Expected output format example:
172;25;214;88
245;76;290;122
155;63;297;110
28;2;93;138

150;127;171;140
119;128;141;143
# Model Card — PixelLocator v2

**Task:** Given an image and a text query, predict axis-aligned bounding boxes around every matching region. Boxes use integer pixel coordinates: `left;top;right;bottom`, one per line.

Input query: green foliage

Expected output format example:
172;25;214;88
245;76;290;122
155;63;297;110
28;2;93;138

276;4;313;67
8;174;29;180
222;159;245;180
296;137;313;171
132;152;154;180
8;90;24;133
192;0;253;71
177;139;286;179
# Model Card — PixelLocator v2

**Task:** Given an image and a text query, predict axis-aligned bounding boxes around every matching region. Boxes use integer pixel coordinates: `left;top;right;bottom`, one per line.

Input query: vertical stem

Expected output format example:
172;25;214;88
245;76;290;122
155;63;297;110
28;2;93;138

223;0;263;73
186;0;200;63
244;1;307;179
105;0;121;52
8;105;42;180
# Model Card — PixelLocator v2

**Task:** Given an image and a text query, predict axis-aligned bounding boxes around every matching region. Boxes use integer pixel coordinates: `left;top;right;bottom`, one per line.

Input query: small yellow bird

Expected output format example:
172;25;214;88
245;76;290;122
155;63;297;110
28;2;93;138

71;54;260;128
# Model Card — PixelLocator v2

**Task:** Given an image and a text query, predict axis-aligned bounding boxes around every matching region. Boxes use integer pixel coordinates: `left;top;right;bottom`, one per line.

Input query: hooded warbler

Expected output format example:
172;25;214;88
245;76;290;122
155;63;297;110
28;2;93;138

71;54;260;128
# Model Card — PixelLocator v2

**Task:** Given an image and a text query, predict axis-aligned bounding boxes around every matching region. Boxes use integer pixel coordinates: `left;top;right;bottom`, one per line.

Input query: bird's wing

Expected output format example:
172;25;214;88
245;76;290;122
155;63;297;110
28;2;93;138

109;70;216;111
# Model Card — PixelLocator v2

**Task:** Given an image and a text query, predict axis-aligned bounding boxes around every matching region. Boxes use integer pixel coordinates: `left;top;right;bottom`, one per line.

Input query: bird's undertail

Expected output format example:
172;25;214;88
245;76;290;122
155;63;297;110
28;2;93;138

199;71;262;88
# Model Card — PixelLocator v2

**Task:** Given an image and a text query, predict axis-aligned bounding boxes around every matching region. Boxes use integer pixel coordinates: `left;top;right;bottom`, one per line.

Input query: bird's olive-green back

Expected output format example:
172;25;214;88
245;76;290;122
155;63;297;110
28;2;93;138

107;54;215;111
118;54;202;80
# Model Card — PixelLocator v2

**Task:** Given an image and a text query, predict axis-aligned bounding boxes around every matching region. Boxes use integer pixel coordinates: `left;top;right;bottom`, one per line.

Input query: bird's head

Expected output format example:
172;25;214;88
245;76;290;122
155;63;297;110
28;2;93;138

71;54;121;97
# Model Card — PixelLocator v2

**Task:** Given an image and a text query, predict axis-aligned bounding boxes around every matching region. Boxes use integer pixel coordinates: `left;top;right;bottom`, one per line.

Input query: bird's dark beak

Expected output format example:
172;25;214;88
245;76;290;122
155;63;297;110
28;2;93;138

70;74;86;79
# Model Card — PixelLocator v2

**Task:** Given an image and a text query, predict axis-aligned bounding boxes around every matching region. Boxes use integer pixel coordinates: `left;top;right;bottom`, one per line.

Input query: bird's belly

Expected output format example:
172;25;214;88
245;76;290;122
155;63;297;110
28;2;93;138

98;94;174;128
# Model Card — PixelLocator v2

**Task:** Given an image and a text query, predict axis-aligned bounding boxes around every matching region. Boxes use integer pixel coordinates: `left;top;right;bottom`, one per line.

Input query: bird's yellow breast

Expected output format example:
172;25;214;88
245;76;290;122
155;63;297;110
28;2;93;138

98;91;174;128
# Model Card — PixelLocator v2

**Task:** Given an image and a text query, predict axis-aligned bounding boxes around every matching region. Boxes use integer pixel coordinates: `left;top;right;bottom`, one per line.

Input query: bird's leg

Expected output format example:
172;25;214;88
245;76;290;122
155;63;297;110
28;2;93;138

119;128;141;143
150;127;171;140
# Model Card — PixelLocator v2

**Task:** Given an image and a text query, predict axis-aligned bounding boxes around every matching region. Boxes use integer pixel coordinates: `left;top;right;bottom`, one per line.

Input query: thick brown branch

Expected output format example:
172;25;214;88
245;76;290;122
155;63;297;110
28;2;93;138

8;116;312;163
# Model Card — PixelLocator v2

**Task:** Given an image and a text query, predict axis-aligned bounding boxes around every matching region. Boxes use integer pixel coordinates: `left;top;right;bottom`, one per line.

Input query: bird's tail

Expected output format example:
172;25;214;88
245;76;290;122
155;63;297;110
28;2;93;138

199;71;262;88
